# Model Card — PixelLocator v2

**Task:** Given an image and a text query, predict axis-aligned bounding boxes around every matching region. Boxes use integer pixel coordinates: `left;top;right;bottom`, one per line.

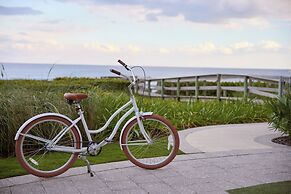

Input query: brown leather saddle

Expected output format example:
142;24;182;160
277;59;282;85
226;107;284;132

64;93;88;104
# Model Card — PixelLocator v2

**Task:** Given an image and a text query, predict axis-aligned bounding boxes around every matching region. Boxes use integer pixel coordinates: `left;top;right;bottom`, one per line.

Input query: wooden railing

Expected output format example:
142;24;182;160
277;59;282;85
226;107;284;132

136;74;290;101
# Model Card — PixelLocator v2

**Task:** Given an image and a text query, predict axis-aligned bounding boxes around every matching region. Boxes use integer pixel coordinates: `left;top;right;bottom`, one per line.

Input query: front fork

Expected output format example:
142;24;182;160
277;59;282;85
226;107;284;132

130;92;152;144
135;112;152;144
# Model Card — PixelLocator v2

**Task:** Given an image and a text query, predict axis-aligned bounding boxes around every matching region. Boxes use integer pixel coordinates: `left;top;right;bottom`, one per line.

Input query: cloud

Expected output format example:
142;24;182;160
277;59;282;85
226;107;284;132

40;20;64;25
83;42;120;53
59;0;291;23
194;42;216;53
179;42;218;55
0;5;42;15
181;42;234;55
231;41;254;50
177;40;284;56
260;40;281;51
0;33;11;43
128;45;141;53
1;34;290;68
159;48;170;54
220;47;233;55
83;43;143;54
0;33;65;51
1;31;287;68
224;17;270;29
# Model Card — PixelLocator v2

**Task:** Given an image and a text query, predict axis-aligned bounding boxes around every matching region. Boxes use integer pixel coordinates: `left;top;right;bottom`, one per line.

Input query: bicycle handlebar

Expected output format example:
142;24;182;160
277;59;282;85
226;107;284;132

110;69;121;76
118;59;130;71
110;60;137;85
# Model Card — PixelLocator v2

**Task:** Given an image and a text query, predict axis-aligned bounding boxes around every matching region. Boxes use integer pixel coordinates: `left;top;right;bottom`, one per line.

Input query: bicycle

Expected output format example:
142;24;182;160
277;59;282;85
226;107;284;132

14;60;180;178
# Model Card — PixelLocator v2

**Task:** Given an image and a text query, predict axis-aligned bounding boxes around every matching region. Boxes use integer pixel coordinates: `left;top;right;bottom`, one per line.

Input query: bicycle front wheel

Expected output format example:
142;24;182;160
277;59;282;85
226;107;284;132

121;114;179;169
15;115;81;177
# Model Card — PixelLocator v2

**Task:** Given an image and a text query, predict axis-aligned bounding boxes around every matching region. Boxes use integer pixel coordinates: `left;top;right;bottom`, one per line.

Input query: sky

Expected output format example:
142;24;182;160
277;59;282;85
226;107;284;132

0;0;291;69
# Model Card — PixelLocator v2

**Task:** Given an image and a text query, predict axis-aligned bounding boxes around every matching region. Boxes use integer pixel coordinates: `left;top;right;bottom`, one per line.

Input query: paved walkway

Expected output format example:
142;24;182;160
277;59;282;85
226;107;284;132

1;123;290;194
178;122;285;153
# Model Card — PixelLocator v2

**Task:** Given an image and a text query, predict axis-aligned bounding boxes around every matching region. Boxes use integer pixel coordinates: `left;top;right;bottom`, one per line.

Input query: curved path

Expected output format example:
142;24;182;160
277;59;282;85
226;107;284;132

178;122;285;153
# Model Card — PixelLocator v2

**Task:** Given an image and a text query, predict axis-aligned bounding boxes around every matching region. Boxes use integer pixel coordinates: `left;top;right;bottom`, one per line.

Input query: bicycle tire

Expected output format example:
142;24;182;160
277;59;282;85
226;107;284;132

121;114;179;169
15;115;81;178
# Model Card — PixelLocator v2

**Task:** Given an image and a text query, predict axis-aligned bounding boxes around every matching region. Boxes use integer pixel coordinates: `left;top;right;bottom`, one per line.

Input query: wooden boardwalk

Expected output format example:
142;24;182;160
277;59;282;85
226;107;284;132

136;74;290;101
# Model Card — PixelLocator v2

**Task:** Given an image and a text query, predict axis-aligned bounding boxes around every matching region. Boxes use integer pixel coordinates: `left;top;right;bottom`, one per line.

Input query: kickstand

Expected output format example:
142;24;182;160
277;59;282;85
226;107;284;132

78;155;94;177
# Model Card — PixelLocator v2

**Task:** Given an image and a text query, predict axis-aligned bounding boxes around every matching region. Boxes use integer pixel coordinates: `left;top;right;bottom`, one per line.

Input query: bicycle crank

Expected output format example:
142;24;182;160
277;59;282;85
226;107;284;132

87;141;102;156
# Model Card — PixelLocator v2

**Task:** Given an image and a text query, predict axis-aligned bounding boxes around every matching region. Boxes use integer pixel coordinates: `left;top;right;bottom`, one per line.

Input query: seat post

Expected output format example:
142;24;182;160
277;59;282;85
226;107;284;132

74;103;83;114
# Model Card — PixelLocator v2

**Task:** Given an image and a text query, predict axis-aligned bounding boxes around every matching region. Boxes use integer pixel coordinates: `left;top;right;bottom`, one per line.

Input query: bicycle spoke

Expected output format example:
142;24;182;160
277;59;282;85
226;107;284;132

25;147;45;159
33;150;49;166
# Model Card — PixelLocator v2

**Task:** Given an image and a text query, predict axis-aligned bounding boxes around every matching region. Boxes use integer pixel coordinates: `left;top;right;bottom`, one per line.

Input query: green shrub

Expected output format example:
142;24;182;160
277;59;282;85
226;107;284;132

268;94;291;137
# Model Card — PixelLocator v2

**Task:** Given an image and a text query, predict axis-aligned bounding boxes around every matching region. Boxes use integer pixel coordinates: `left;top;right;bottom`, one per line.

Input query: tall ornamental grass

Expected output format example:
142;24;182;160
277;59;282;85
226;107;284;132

0;78;271;157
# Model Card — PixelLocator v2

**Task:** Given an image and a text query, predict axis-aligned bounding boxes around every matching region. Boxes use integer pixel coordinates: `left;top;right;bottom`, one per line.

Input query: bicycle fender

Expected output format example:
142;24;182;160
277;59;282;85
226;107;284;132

14;113;82;143
119;112;153;150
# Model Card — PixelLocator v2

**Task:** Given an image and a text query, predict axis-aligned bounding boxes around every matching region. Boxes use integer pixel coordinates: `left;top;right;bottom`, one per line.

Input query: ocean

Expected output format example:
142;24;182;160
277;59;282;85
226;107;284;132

1;63;290;80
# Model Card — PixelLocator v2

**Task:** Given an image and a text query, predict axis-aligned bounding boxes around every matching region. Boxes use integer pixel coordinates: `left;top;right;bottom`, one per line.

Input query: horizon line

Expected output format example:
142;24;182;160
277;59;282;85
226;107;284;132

1;61;291;71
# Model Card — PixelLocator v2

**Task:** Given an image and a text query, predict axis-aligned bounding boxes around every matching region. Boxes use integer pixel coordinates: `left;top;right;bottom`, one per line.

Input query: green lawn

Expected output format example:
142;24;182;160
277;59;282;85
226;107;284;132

0;143;126;179
227;181;291;194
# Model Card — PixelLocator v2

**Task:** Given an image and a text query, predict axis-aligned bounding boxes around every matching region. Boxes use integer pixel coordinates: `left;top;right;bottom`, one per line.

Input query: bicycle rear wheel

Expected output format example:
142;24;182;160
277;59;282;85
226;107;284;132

15;115;81;177
121;114;179;169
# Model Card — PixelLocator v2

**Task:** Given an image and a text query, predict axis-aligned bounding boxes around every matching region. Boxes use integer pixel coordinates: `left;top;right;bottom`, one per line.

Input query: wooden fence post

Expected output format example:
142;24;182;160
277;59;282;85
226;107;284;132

223;90;227;97
195;76;199;100
244;76;249;99
171;82;175;97
278;76;283;98
217;74;221;100
148;80;151;97
177;78;181;101
161;79;164;100
185;82;189;97
203;80;206;97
